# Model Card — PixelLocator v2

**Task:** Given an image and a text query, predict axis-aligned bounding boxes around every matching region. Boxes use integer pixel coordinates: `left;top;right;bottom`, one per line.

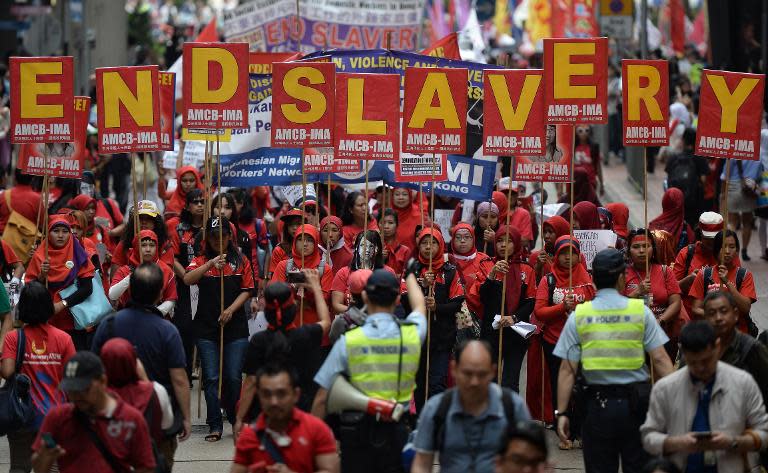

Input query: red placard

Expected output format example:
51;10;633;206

304;148;361;174
272;62;335;148
695;70;765;160
18;96;90;178
96;65;162;153
402;67;467;154
513;125;574;182
159;72;176;151
543;37;608;124
395;153;448;182
483;69;546;156
335;73;400;160
183;42;250;129
421;33;461;60
621;60;669;146
249;52;302;74
9;56;75;143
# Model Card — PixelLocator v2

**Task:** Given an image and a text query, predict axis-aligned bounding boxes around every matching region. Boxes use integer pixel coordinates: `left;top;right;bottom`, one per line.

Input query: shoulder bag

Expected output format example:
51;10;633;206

0;328;35;436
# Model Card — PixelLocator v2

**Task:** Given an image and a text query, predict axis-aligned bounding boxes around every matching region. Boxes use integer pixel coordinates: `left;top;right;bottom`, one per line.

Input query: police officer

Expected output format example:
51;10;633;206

553;248;674;473
312;264;426;473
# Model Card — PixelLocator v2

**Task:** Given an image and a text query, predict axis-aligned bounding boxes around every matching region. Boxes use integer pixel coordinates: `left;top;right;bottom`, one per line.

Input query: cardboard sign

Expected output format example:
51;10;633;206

249;52;301;74
395;153;448;182
335;73;400;160
181;140;207;169
402;67;467;154
96;65;162;153
10;56;75;143
304;148;361;173
573;229;617;269
543;37;608;124
622;60;669;146
421;33;461;60
18;96;89;178
695;69;765;160
182;42;250;129
513;125;574;182
483;69;546;156
159;71;176;151
272;62;335;148
279;184;317;208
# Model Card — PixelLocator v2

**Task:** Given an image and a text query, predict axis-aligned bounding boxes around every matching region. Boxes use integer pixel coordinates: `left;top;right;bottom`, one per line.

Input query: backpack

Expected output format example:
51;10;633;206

683;244;696;276
286;257;326;278
667;153;701;210
1;190;39;265
702;266;758;337
432;387;517;452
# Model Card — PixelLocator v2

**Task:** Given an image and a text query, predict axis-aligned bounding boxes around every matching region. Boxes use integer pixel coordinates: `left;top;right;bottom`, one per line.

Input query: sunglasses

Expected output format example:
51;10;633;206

190;199;204;205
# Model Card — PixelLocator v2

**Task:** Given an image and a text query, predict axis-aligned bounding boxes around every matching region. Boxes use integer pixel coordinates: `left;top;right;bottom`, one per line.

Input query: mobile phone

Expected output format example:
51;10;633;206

693;431;713;439
287;271;306;284
41;432;56;449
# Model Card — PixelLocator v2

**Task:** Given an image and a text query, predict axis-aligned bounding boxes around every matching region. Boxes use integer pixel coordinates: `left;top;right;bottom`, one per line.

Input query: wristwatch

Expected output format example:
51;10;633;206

554;409;569;418
61;299;68;308
730;437;740;450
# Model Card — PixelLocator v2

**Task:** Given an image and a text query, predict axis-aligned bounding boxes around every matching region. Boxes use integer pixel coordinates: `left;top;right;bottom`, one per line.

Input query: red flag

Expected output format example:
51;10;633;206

670;0;685;55
196;18;218;42
421;33;461;60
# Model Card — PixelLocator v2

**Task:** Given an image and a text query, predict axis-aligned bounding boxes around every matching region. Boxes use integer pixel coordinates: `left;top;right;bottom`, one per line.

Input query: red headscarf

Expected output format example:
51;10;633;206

544;216;571;241
552;235;593;287
166;166;203;216
495;225;523;315
493;191;509;222
392;187;424;251
68;194;97;212
26;216;93;289
128;230;158;267
320;216;344;249
649;188;687;241
605;203;629;238
416;227;445;271
291;224;322;269
101;338;155;413
572;201;601;230
450;222;476;257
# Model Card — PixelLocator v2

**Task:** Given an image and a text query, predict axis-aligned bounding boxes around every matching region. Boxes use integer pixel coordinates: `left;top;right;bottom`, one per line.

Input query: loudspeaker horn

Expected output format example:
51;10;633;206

326;375;403;422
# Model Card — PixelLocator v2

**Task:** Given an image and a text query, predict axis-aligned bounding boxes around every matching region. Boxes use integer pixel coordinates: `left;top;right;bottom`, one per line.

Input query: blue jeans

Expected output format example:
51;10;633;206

196;338;248;432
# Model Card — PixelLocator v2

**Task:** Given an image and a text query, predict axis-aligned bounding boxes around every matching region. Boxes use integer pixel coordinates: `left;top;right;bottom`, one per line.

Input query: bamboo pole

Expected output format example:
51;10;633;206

42;147;50;269
497;157;514;382
424;154;437;404
720;159;731;289
217;133;225;399
143;152;149;200
644;147;650;295
131;154;140;237
299;148;306;327
568;127;575;295
362;164;370;269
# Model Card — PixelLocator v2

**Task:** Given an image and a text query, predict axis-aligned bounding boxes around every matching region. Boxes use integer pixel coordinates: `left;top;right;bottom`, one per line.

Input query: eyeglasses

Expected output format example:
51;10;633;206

191;200;204;205
453;234;473;241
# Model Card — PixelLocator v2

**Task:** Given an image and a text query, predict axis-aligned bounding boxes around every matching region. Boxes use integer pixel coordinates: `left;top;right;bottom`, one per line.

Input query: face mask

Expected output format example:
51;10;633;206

80;182;95;197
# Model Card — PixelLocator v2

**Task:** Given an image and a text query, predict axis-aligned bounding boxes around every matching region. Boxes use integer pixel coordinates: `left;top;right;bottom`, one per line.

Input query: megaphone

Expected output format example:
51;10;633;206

326;375;404;422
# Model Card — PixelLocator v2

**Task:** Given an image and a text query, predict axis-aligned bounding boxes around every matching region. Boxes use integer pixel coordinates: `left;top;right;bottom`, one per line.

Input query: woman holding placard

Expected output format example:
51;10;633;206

449;222;492;319
473;201;500;257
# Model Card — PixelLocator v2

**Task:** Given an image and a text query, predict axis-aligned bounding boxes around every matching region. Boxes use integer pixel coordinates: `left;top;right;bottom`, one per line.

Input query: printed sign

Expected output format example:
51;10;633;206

10;56;75;143
422;33;461;60
543;37;608;124
159;71;176;151
395;153;448;182
573;229;617;269
335;73;399;160
96;65;162;153
249;52;301;74
304;148;361;173
402;67;467;154
695;69;765;160
622;59;669;146
181;128;233;142
483;69;546;155
18;96;89;178
183;42;250;129
513;125;574;182
272;62;335;147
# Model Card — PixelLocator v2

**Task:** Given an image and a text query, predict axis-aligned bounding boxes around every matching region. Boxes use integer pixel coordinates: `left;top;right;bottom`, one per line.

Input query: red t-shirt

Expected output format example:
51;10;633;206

342;220;379;251
93;198;123;232
623;264;681;319
383;242;410;277
32;400;156;473
1;239;21;266
534;278;596;344
111;241;175;267
574;143;598;187
1;325;75;420
689;266;757;332
233;408;337;472
331;265;396;307
268;245;290;275
0;185;43;233
110;262;178;309
673;242;720;321
272;258;333;325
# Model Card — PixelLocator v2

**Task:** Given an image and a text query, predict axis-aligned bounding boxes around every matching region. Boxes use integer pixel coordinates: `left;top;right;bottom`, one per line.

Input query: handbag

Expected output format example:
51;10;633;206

737;161;759;198
0;328;35;436
455;300;481;342
59;271;113;330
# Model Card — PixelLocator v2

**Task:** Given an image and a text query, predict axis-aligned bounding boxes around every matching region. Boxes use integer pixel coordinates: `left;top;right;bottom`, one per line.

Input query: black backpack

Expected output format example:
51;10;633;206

667;153;701;210
431;387;517;452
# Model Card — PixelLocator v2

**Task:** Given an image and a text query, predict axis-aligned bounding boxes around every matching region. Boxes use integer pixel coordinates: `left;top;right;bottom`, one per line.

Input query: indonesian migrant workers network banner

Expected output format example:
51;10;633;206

222;0;424;53
217;49;500;201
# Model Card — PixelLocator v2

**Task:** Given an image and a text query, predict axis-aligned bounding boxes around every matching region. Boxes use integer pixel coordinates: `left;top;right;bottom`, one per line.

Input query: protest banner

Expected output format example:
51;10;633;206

181;128;233;142
513;125;574;182
304;148;361;173
393;154;496;201
221;148;303;187
10;56;75;143
96;65;162;153
573;230;617;269
422;32;461;60
403;67;468;154
182;42;250;129
335;73;399;160
249;52;301;74
395;153;448;182
695;70;765;160
483;69;546;155
543;37;608;124
272;62;335;147
18;96;89;178
159;71;176;151
621;60;669;146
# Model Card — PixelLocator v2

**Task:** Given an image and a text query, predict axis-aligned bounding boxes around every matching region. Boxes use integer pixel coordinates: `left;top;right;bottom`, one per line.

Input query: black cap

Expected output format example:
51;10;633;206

592;248;626;275
59;351;104;392
206;216;231;235
365;269;400;296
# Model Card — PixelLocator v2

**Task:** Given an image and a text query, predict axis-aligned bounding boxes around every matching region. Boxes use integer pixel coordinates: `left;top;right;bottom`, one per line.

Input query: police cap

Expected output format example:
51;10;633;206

592;248;626;275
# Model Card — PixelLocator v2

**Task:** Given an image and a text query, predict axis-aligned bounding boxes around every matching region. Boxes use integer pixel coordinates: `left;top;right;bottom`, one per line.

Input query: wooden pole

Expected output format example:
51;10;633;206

568;127;575;294
143;152;149;200
419;182;425;229
644;147;650;284
497;157;514;382
327;174;332;217
131;153;140;237
424;153;437;405
42;146;50;266
202;141;210;242
720;159;731;288
363;164;370;269
299;148;305;326
217;133;225;399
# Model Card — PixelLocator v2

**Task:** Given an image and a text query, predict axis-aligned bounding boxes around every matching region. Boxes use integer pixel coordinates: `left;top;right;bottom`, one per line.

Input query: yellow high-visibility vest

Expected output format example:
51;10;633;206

575;299;646;371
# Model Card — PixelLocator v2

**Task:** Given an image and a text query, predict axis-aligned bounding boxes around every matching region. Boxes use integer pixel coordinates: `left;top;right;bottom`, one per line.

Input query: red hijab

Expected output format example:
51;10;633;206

450;222;476;257
605;203;629;238
416;227;445;272
68;194;98;232
495;225;523;315
101;338;155;413
392;187;423;251
292;224;322;269
649;188;687;241
544;216;571;242
167;166;203;215
552;235;593;287
320;216;344;250
493;191;509;222
572;201;601;230
27;216;93;289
